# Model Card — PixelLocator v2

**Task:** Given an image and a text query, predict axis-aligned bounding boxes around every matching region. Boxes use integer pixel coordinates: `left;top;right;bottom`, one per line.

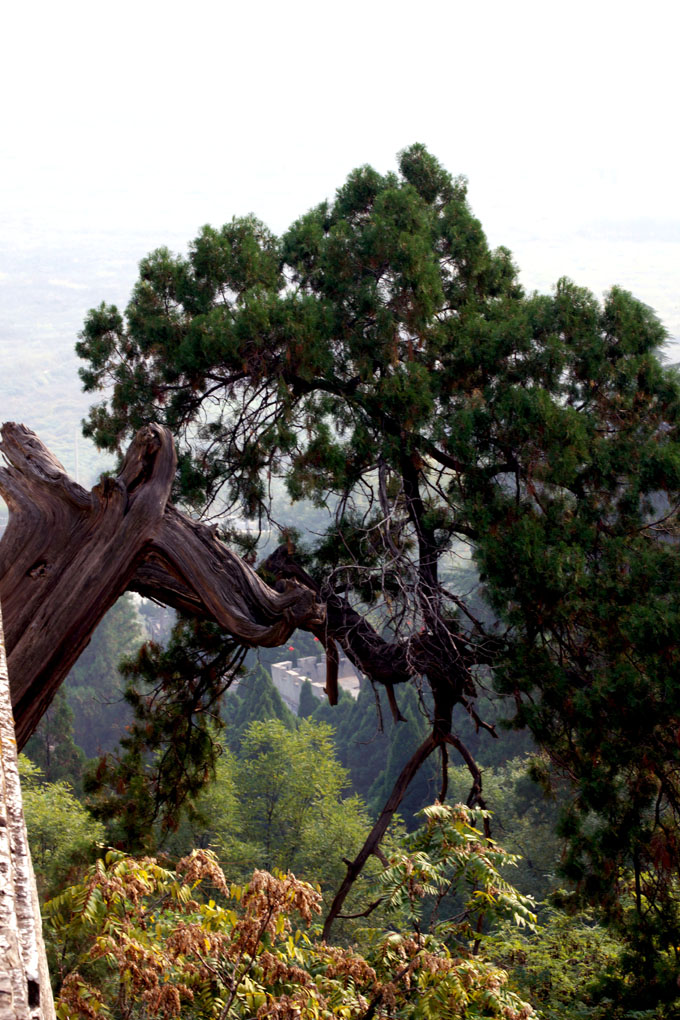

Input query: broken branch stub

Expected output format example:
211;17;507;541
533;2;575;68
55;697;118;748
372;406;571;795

0;423;324;749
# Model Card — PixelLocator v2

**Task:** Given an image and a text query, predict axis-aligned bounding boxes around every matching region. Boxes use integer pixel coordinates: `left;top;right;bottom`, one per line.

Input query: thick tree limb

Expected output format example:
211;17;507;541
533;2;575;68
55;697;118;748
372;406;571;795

0;424;324;748
131;505;323;648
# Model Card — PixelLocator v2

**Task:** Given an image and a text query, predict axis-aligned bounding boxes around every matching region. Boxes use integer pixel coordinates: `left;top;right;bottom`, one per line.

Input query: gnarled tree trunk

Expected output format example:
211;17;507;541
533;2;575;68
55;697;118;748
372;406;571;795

0;422;324;749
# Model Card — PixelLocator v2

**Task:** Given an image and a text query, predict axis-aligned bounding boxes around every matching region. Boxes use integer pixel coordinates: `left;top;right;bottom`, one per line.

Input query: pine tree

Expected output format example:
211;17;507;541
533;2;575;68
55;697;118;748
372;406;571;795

365;684;439;826
76;145;680;986
228;665;295;749
24;688;85;787
64;594;143;757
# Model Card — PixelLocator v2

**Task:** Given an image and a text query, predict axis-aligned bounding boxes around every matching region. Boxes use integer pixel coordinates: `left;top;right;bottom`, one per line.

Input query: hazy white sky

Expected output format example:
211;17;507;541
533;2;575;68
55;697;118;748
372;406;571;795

1;0;679;322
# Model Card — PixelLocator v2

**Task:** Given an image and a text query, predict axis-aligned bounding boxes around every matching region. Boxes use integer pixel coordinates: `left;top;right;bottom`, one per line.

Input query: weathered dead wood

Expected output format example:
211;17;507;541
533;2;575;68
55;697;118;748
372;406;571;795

0;602;55;1020
0;422;179;747
129;505;323;650
0;423;324;749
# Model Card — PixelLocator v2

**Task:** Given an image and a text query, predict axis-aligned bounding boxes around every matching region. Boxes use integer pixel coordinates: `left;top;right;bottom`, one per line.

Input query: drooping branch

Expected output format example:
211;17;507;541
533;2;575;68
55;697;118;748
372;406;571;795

258;543;500;692
0;422;475;747
128;513;340;702
0;422;497;819
0;422;500;943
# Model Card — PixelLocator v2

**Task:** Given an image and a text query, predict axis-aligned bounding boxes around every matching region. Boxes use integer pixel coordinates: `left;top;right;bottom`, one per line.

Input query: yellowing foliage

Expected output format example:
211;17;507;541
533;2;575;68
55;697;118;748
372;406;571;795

46;808;536;1019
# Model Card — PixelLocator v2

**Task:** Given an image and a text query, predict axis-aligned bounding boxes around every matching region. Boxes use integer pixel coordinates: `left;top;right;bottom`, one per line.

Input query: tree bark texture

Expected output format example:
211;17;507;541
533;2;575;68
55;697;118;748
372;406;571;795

0;423;324;749
0;601;55;1020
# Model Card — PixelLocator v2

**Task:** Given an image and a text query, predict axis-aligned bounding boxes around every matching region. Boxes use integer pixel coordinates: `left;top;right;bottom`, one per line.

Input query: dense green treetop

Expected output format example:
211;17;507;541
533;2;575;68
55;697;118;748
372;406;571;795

24;688;85;787
77;145;525;523
225;665;295;749
19;756;105;899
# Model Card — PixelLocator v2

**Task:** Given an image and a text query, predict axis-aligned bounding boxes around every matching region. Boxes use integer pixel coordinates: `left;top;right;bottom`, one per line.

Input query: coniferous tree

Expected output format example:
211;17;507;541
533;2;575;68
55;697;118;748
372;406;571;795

365;683;439;825
24;688;86;787
83;616;246;849
76;145;680;988
297;678;319;719
227;665;295;750
64;594;143;757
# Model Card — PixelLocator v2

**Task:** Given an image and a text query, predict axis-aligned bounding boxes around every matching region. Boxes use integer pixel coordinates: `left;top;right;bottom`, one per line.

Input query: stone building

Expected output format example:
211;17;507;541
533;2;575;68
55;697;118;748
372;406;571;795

271;652;361;714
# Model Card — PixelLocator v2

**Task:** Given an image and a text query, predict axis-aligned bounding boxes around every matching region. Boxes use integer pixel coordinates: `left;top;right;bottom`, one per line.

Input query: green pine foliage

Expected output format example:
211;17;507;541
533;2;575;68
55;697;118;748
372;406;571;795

82;616;246;849
224;664;296;751
25;595;144;780
305;679;444;828
364;684;441;823
305;680;533;828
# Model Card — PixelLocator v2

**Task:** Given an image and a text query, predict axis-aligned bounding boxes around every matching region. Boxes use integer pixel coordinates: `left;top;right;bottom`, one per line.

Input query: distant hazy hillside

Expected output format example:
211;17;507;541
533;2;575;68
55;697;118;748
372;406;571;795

0;229;142;484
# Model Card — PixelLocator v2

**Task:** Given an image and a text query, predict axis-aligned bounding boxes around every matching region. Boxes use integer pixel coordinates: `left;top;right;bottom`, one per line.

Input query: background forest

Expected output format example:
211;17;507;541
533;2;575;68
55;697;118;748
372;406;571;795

7;144;680;1019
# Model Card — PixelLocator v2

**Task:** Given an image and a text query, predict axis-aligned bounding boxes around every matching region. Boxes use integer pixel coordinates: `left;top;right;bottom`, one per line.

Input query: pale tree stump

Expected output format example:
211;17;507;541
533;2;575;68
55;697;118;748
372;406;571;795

0;602;55;1020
